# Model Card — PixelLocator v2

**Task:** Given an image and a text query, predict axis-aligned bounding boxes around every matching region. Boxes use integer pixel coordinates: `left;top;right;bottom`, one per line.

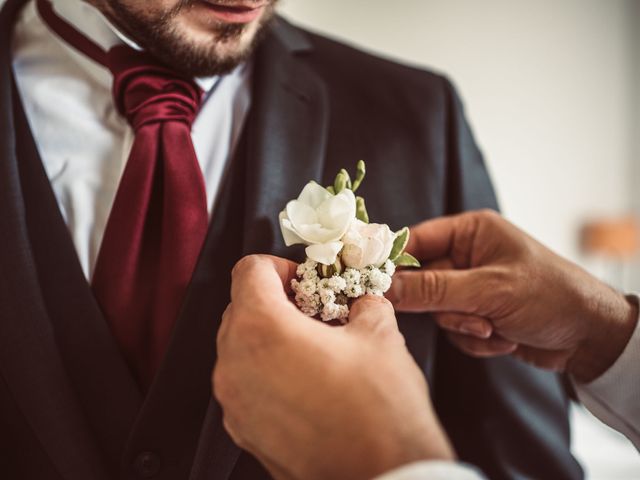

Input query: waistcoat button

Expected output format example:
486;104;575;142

133;451;161;478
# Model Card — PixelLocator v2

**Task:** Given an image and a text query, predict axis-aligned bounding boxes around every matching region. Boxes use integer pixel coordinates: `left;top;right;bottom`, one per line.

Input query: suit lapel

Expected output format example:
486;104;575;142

187;20;330;480
0;1;109;479
14;72;144;475
122;122;251;480
1;4;329;477
242;18;329;257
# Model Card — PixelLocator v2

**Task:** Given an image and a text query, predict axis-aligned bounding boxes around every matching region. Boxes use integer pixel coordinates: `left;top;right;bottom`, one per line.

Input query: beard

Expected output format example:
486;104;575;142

103;0;278;77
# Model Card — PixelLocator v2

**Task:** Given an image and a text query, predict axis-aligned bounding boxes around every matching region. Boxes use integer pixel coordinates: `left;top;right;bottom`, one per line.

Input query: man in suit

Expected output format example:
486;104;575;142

0;0;583;479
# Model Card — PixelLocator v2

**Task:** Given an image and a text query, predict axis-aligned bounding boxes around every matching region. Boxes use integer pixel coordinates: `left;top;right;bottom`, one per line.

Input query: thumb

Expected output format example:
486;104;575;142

388;267;495;314
347;295;399;338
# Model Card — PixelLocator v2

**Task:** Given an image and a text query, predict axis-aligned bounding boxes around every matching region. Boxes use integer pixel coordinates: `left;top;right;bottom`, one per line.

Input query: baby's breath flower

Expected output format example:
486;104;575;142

292;252;396;322
321;302;349;322
296;292;321;317
382;259;396;277
299;279;317;296
343;268;361;284
342;268;363;298
366;267;392;296
296;259;318;278
345;283;364;298
302;268;319;281
319;288;336;305
327;275;347;293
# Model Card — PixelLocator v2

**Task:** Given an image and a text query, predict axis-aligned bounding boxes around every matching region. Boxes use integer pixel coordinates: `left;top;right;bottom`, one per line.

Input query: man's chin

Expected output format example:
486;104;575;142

137;23;262;77
105;0;276;77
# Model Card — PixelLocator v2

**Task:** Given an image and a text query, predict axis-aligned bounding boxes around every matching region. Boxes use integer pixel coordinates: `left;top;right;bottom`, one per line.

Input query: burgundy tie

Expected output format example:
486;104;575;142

37;0;209;389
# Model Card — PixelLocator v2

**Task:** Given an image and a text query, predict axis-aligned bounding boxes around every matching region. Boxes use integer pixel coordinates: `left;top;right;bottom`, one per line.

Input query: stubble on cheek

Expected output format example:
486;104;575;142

96;0;277;77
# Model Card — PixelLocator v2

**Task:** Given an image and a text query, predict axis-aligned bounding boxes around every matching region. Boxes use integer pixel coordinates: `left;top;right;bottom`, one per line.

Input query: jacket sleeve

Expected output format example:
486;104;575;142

432;78;584;480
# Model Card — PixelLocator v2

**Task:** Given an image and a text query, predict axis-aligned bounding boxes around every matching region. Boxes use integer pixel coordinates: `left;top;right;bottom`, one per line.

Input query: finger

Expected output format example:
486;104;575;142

434;313;493;339
384;258;453;304
407;210;505;268
222;415;245;450
405;216;460;262
231;255;298;304
388;267;494;314
422;258;454;271
512;345;574;372
347;295;399;337
406;211;488;262
446;332;518;358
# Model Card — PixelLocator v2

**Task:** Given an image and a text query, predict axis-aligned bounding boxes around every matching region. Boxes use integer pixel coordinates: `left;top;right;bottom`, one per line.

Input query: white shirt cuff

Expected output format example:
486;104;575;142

575;294;640;450
373;461;485;480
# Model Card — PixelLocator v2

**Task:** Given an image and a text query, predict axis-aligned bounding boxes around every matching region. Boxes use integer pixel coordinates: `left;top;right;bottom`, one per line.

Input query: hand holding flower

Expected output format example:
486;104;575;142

279;161;419;322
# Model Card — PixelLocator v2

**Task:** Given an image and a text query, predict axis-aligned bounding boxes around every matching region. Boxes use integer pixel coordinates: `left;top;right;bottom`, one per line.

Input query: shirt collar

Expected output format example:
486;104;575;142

48;0;219;91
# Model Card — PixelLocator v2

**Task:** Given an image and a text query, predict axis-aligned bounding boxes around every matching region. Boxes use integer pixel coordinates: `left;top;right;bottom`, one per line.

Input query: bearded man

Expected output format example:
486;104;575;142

0;0;582;479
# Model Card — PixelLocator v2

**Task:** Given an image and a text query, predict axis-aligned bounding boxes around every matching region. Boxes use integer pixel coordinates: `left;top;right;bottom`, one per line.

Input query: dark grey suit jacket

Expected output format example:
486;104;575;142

0;0;583;478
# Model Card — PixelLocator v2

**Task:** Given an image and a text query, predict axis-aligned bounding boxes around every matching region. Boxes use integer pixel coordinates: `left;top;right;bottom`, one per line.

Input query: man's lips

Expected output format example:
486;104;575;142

198;0;268;24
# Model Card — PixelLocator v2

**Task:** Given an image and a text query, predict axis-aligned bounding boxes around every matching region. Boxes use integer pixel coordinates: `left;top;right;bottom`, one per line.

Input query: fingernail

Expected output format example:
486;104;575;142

492;339;518;352
460;322;490;339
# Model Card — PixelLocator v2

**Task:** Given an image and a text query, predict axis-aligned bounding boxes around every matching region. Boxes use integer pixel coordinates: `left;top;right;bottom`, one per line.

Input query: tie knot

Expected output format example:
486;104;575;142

107;46;203;131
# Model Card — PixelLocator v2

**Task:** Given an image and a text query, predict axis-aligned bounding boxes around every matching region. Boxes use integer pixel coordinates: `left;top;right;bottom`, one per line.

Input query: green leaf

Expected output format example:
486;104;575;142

326;186;336;195
389;227;410;261
393;253;421;268
341;169;353;190
351;160;366;192
334;170;351;193
356;196;369;223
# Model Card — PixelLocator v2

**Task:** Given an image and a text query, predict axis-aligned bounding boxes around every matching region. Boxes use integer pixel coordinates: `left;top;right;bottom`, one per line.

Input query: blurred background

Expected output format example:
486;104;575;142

277;0;640;478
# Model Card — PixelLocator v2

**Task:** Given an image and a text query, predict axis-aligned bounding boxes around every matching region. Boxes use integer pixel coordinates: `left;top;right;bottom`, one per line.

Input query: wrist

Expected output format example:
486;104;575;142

569;293;639;383
364;413;456;479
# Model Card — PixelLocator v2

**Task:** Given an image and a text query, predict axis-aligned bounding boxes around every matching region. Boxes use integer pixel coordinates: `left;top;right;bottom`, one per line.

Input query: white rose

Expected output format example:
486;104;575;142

280;182;356;265
341;220;396;270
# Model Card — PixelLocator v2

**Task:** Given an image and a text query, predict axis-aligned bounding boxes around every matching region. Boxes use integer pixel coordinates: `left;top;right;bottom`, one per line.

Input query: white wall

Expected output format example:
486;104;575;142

278;0;638;268
631;0;640;290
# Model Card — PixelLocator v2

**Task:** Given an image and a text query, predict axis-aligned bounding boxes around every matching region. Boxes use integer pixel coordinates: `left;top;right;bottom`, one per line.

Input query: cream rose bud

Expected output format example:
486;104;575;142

279;181;356;265
341;220;396;270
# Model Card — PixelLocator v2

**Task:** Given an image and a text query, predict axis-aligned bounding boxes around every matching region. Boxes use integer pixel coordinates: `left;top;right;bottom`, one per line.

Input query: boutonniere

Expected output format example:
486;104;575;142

279;161;420;323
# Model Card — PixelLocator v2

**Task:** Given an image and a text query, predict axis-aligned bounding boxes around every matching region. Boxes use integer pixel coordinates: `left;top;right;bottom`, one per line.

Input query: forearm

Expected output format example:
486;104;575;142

568;292;639;383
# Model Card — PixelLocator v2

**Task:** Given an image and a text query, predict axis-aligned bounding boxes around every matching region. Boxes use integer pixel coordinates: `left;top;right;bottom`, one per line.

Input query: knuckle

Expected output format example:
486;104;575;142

486;266;519;299
351;295;393;318
478;208;499;218
446;332;477;353
477;208;500;224
419;270;447;305
212;366;232;405
231;254;267;279
360;294;393;309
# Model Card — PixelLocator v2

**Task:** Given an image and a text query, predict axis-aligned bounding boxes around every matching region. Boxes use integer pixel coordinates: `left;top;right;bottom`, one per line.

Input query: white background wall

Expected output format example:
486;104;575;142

279;0;639;270
277;1;640;478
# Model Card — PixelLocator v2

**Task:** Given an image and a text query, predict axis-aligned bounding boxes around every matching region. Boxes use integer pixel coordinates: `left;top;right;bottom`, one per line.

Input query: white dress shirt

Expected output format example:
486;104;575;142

576;300;640;451
11;0;251;279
